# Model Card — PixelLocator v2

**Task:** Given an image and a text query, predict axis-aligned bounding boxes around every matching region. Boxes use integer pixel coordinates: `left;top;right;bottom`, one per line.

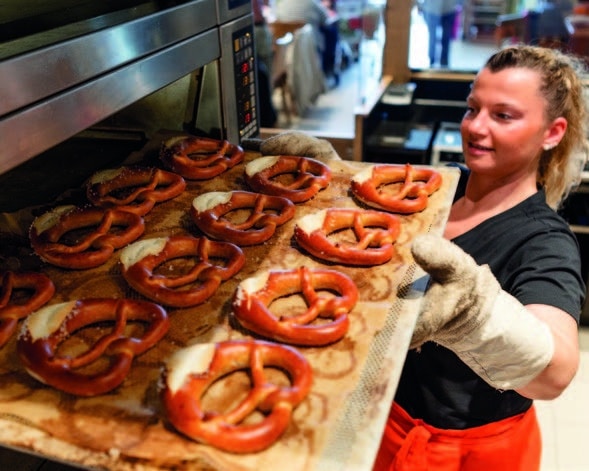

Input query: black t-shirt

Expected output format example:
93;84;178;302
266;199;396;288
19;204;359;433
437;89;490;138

395;186;586;429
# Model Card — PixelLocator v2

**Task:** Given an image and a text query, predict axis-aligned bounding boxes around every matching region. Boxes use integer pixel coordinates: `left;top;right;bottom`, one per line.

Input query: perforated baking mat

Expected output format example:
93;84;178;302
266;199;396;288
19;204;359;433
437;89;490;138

0;134;459;470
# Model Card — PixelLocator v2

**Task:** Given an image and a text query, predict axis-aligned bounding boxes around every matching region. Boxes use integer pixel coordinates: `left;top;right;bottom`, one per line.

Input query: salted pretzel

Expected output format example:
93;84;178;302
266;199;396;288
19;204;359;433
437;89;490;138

244;155;332;203
351;163;443;214
294;208;401;266
86;166;186;216
17;298;169;396
233;266;358;346
120;235;245;308
160;135;244;180
29;205;145;270
190;191;295;246
160;339;312;453
0;271;55;348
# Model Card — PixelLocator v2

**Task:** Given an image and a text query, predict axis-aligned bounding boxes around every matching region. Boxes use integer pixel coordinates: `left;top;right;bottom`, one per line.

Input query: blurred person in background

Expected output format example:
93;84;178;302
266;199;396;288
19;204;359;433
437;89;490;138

419;0;460;68
274;0;341;85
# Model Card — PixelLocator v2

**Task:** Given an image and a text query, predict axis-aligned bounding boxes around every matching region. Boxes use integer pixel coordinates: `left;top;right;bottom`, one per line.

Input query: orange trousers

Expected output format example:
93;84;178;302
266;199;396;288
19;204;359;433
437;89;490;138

373;402;541;471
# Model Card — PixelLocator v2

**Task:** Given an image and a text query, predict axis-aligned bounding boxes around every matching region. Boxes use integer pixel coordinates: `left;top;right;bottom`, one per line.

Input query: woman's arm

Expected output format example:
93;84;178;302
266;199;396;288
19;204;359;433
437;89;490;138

517;304;580;400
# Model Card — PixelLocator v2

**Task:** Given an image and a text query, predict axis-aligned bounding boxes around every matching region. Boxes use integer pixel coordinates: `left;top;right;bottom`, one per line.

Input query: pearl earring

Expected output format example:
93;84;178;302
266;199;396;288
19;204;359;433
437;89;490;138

543;143;556;151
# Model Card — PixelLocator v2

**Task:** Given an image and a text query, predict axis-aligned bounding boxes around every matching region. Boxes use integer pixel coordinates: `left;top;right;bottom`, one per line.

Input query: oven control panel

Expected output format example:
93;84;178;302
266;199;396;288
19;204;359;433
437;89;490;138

219;15;260;143
232;25;258;140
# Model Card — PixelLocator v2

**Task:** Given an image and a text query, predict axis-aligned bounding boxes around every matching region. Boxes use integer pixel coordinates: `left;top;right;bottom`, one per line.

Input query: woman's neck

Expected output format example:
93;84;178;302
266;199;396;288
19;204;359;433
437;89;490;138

443;172;538;240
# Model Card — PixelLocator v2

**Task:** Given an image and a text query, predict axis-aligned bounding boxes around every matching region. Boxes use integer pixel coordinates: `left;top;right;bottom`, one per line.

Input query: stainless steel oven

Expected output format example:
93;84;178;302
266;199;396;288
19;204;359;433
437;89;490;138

0;0;260;176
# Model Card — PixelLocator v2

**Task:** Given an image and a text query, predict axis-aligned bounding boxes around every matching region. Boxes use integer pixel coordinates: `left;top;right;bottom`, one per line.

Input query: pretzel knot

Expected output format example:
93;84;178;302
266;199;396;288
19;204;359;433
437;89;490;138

160;135;244;180
17;298;169;396
0;271;55;348
29;205;145;270
351;163;442;214
244;155;332;203
120;235;245;308
160;339;313;453
294;208;401;266
233;266;358;346
191;191;295;246
86;166;186;216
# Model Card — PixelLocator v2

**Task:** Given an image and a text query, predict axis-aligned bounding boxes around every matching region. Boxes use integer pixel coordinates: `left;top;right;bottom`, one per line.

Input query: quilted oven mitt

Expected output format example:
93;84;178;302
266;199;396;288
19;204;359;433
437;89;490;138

242;131;340;161
410;234;554;391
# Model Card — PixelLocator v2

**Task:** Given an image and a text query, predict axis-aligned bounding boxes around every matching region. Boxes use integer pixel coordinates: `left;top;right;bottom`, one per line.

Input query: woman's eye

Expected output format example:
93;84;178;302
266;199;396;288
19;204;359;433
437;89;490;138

495;112;512;120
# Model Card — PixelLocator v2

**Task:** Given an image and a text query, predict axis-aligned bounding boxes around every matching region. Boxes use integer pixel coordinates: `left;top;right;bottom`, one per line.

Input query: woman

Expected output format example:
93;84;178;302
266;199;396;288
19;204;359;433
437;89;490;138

374;45;588;470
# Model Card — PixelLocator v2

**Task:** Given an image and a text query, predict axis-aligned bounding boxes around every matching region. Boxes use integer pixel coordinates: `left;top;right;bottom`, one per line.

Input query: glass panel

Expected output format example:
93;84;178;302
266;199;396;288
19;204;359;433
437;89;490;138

409;2;496;71
408;0;577;72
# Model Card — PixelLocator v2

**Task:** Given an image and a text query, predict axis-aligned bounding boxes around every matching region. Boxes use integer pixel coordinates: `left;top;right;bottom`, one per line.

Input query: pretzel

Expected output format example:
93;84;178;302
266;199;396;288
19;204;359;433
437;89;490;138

0;271;55;348
120;235;245;308
86;166;186;216
160;135;244;180
191;191;295;246
351;163;442;214
17;298;169;396
29;205;145;270
160;339;312;453
244;155;331;203
294;208;401;266
233;266;358;346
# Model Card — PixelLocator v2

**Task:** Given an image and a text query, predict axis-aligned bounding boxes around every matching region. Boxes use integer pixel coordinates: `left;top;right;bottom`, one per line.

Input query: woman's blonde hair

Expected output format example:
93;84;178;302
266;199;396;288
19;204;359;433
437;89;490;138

485;45;589;209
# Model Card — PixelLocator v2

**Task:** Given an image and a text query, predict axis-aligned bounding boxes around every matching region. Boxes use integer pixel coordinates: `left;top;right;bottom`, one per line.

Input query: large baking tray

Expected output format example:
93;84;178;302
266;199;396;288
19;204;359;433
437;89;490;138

0;133;459;470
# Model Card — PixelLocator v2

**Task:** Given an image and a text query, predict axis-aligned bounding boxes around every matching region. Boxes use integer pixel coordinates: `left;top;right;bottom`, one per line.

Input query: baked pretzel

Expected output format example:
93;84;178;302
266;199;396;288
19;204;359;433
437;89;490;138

294;208;401;266
233;266;358;346
160;339;312;453
120;235;245;308
160;135;244;180
17;298;169;396
86;166;186;216
191;191;295;246
29;205;145;270
351;163;442;214
244;155;331;203
0;271;55;348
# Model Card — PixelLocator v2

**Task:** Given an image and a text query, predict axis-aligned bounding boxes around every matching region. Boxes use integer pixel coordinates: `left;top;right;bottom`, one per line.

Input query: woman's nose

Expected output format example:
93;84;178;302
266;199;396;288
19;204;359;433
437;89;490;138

465;111;488;135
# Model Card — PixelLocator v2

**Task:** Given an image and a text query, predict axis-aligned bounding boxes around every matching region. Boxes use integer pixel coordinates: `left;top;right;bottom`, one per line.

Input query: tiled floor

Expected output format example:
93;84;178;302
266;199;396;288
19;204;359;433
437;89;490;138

536;327;589;471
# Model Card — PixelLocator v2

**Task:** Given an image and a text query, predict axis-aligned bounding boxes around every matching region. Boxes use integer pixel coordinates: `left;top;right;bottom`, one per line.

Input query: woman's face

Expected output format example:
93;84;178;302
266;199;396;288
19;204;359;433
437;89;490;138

460;66;559;181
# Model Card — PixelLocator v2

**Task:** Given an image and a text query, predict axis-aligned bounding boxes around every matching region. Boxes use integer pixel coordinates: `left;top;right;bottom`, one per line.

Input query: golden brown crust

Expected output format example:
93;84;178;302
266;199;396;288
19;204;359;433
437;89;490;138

29;206;145;270
17;298;169;397
232;266;358;346
160;136;244;180
351;163;443;214
0;271;55;347
244;155;331;203
160;339;313;453
190;190;295;246
86;166;186;216
294;208;401;266
120;235;245;308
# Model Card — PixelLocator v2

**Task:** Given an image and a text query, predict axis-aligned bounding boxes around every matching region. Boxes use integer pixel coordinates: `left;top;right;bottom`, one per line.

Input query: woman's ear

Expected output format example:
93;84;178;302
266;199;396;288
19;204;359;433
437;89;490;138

543;116;567;150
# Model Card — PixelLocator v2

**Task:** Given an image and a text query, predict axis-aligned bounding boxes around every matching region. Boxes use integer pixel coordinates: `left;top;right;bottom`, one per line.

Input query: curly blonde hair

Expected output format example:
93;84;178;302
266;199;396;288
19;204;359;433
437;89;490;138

485;45;589;209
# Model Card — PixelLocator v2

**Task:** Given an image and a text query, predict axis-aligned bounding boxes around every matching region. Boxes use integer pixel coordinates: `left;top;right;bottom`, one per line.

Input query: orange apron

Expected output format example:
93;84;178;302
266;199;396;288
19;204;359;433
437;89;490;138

373;402;541;471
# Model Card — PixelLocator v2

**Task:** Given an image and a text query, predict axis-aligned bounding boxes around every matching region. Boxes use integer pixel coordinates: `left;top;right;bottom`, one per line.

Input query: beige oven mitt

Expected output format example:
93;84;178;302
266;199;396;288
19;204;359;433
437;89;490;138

410;234;554;391
242;131;340;161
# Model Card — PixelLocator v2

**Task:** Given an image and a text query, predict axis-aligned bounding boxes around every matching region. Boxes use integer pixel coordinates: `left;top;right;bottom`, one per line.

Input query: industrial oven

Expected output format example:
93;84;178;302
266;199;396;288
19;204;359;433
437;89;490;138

0;0;260;178
0;1;260;464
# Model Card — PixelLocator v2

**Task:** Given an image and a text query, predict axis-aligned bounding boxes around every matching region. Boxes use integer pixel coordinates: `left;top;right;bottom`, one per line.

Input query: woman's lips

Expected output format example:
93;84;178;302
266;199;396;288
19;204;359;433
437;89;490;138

467;142;493;154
